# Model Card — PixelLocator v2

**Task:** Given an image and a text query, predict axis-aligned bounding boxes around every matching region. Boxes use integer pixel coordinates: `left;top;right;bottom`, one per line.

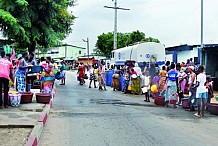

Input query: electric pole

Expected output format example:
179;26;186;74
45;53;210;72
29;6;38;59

200;0;204;65
104;0;130;50
83;38;90;64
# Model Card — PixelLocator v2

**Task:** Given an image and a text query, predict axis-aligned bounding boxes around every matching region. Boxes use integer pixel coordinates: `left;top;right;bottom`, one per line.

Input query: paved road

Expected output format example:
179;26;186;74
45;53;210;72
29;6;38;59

40;71;218;146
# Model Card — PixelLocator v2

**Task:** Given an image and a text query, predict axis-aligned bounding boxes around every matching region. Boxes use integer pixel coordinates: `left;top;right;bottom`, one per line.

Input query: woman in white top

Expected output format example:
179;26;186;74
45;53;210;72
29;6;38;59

98;61;107;91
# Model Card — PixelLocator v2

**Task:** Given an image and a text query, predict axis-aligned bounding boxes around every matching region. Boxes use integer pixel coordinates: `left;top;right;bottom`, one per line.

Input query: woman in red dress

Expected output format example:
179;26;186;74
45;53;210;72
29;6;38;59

78;62;85;85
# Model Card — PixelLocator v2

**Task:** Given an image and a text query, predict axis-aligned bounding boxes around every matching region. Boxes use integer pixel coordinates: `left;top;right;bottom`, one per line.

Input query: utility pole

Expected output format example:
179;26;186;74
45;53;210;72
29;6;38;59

83;38;89;64
104;0;130;50
200;0;204;65
65;44;67;59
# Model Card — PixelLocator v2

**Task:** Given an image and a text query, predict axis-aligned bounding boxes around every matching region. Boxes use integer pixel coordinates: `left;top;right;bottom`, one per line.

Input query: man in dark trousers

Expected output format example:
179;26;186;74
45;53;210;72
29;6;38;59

0;51;14;108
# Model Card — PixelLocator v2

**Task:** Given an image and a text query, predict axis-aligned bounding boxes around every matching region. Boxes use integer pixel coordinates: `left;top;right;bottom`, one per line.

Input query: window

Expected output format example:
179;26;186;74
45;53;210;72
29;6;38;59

79;50;81;54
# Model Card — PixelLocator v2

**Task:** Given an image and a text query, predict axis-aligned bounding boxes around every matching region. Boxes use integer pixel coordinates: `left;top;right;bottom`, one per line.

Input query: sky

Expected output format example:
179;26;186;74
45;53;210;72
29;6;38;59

64;0;218;53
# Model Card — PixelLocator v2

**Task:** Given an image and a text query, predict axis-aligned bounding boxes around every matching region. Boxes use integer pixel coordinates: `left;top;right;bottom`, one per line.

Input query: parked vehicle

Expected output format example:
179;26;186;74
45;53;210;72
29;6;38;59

110;42;166;67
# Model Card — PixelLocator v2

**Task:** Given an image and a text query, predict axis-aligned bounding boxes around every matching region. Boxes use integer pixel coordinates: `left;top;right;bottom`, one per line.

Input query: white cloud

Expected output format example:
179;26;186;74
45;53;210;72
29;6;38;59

64;0;218;52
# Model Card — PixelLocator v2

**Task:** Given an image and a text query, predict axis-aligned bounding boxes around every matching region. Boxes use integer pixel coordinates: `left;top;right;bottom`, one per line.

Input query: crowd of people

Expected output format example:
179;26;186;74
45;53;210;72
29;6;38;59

77;60;107;91
0;50;67;109
106;59;213;117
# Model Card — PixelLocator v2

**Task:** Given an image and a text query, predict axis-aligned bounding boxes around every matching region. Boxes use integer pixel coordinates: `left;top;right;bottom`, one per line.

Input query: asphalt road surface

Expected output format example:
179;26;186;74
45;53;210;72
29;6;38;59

40;71;218;146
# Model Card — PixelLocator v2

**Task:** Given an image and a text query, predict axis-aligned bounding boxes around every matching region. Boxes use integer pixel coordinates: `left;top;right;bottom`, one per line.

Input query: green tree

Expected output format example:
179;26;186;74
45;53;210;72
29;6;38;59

0;0;76;53
95;30;160;57
94;32;114;58
143;37;160;43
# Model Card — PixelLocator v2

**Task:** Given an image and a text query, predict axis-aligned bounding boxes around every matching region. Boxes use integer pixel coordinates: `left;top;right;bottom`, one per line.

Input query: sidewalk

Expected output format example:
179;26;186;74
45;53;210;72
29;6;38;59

0;93;48;146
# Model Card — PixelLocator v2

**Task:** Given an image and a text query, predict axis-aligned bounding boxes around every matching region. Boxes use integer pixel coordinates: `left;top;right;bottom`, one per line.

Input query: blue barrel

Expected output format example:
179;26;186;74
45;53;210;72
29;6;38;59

106;70;114;86
28;84;32;92
119;73;123;91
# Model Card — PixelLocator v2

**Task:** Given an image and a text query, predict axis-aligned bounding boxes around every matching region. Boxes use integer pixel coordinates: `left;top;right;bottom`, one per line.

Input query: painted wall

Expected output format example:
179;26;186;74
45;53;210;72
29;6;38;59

177;47;198;63
47;46;86;59
165;54;173;62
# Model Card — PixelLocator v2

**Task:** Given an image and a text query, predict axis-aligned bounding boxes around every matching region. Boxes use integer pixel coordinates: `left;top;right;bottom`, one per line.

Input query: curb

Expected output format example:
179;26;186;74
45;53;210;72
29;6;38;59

25;84;56;146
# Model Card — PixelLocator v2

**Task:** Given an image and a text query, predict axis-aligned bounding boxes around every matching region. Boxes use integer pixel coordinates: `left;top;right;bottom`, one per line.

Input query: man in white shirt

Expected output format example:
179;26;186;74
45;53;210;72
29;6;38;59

195;65;207;117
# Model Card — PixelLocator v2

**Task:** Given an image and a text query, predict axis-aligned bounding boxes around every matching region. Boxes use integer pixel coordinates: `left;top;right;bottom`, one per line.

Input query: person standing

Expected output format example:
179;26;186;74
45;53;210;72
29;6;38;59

165;61;171;72
143;75;151;102
165;64;178;108
187;66;197;111
0;51;14;108
205;76;213;105
43;56;54;93
195;66;207;117
78;62;85;85
122;66;130;94
29;52;37;66
131;63;142;95
93;64;99;82
177;67;187;105
159;66;167;93
89;65;96;88
111;66;121;91
98;61;107;91
16;52;29;92
60;61;67;85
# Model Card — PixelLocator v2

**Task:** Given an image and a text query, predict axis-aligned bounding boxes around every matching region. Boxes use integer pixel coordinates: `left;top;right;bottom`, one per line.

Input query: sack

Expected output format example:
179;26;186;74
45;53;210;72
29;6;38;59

127;85;132;91
3;45;12;55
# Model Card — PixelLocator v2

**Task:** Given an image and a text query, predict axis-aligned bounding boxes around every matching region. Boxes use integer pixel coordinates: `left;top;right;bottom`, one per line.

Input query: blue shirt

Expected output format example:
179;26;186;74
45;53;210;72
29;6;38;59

167;70;178;81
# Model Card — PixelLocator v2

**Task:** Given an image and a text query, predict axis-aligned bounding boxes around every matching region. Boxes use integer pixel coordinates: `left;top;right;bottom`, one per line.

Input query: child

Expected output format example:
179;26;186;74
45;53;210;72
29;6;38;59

89;65;96;88
143;75;151;102
205;77;213;104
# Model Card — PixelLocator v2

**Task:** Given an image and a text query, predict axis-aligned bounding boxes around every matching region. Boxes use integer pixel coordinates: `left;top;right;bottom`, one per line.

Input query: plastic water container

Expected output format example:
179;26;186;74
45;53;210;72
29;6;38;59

106;70;114;86
28;84;32;92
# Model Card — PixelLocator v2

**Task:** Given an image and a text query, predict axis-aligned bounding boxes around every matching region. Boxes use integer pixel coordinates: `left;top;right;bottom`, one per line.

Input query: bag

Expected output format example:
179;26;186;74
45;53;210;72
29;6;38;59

83;74;88;79
55;72;64;80
77;76;80;81
3;45;12;55
127;85;132;91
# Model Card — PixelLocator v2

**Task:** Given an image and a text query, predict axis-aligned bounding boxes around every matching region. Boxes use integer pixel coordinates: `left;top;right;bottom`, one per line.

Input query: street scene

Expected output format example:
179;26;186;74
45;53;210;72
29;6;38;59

0;0;218;146
39;71;218;146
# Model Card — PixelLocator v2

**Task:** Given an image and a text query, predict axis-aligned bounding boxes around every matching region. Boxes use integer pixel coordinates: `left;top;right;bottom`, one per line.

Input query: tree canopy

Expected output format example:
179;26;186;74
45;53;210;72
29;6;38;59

94;30;160;58
0;0;76;53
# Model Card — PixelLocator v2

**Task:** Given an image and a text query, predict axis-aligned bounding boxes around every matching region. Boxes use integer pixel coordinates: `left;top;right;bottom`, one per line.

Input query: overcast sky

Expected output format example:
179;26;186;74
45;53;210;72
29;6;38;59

64;0;218;53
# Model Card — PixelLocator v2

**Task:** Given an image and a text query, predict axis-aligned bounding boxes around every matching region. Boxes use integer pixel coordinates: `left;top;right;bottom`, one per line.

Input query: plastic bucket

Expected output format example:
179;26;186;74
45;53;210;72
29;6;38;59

9;93;21;107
